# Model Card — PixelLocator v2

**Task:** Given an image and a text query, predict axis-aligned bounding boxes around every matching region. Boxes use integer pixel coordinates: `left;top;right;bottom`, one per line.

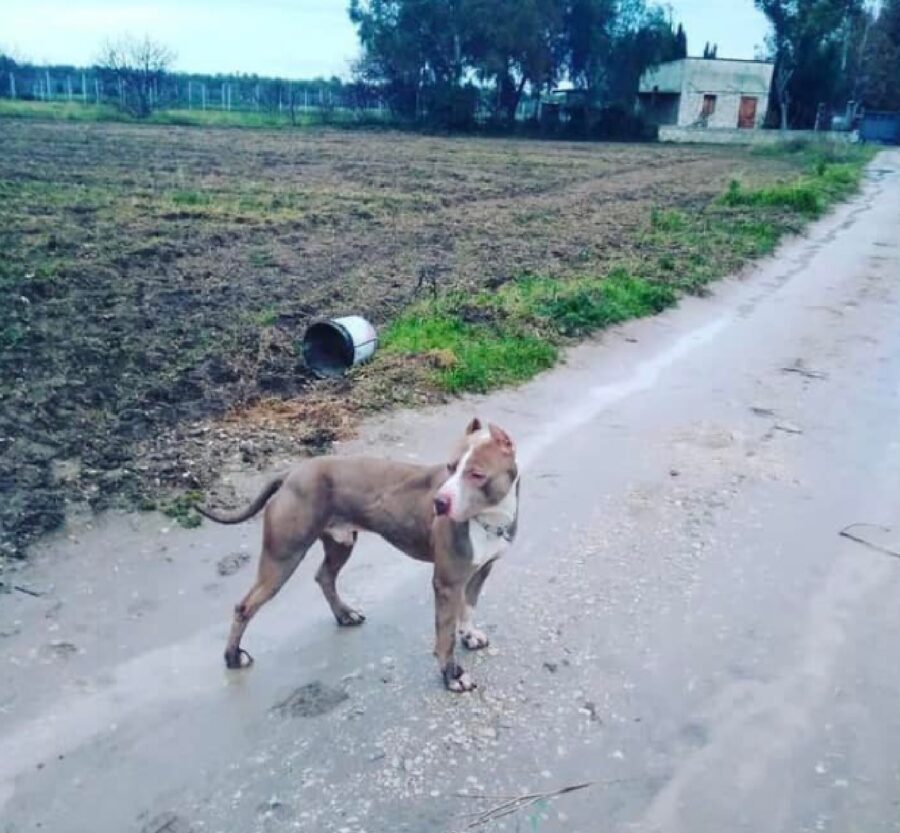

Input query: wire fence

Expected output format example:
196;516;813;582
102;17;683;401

1;68;387;116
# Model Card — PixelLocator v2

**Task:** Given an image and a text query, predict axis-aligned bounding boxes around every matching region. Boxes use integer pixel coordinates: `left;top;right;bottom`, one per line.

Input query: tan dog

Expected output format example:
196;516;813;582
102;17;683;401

198;418;519;692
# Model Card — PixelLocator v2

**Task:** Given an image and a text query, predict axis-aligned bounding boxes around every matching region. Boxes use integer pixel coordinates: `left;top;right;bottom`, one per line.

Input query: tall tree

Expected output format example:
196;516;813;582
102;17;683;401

675;23;688;58
858;0;900;109
465;0;563;124
560;0;682;104
755;0;865;128
350;0;464;119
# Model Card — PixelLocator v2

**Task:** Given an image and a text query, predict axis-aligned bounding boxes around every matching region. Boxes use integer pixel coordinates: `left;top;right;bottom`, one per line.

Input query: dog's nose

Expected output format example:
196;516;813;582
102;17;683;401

434;495;451;516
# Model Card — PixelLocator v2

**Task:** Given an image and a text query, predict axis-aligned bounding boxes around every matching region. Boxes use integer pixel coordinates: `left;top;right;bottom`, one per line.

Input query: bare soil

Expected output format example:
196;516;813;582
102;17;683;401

0;119;806;560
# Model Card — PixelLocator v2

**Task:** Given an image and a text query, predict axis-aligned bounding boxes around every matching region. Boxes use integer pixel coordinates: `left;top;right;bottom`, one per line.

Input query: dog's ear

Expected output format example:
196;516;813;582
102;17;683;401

488;423;515;454
466;417;483;435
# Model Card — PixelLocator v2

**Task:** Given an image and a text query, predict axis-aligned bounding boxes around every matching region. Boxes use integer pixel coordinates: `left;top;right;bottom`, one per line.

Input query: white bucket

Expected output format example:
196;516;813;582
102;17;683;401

302;315;378;378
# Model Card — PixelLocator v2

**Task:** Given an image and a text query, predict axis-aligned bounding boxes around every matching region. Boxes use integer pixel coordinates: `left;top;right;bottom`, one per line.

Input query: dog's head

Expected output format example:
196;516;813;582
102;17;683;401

433;418;518;523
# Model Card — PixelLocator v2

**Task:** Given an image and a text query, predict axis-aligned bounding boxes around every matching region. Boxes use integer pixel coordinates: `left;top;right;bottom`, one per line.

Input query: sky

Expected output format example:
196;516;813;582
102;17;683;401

0;0;772;78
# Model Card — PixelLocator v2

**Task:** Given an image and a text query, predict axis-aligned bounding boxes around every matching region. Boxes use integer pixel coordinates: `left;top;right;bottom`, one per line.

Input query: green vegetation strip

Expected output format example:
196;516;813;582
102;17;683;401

383;143;875;394
0;99;389;129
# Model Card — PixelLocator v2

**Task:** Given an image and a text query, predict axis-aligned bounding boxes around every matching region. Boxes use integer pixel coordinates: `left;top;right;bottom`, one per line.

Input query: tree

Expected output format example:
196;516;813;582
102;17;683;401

755;0;865;129
465;0;563;124
857;0;900;109
560;0;683;104
702;41;718;59
95;35;175;117
350;0;466;120
349;0;689;129
675;23;688;58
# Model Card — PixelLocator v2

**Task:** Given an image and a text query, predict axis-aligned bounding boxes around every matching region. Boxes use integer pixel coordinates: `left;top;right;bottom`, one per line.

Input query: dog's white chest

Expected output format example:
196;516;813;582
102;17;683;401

467;523;510;562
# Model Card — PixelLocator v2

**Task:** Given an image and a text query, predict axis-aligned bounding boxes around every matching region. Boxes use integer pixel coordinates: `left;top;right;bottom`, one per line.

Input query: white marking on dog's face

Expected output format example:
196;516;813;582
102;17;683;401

437;433;486;520
435;421;518;523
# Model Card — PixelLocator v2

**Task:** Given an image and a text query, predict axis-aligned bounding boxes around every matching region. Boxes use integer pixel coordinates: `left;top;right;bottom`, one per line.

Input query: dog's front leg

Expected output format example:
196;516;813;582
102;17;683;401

433;574;475;692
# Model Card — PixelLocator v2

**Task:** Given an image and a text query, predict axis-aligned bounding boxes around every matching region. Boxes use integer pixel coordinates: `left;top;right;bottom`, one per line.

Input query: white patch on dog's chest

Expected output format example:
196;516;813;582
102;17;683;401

467;480;518;562
467;523;510;562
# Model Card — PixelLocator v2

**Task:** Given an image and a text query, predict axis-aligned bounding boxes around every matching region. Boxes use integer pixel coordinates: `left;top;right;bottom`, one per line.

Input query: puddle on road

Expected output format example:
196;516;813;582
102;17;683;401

271;681;349;718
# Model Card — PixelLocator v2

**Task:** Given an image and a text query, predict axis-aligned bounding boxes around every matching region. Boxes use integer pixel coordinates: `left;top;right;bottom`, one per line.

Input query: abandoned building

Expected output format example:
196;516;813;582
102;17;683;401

638;58;774;130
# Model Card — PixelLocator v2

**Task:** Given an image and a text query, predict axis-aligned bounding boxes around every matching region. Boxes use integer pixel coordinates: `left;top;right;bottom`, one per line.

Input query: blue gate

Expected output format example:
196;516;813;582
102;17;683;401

860;111;900;145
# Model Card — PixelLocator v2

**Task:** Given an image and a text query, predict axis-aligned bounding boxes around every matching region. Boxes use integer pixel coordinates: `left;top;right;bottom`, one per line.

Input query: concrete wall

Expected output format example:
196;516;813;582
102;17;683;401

659;126;855;145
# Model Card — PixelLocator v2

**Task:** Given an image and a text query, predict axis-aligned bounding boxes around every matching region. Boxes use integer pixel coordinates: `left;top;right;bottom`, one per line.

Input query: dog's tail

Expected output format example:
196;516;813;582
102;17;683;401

195;473;286;525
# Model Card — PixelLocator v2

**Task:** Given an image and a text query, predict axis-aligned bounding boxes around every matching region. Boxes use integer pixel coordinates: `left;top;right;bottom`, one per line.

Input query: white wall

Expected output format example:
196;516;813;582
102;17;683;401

678;91;763;128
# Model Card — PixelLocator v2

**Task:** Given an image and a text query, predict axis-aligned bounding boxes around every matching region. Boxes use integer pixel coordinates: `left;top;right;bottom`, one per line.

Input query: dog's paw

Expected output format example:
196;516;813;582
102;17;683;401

224;647;254;670
460;626;490;651
443;663;477;693
335;607;366;627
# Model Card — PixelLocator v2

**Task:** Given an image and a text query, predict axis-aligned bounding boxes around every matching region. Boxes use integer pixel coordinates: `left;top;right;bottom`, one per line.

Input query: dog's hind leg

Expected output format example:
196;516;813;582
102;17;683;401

459;557;497;651
316;531;366;626
224;496;321;669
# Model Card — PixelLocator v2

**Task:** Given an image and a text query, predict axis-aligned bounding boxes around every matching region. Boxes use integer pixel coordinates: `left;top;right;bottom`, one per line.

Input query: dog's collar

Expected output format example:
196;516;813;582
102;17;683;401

472;477;519;542
473;517;515;542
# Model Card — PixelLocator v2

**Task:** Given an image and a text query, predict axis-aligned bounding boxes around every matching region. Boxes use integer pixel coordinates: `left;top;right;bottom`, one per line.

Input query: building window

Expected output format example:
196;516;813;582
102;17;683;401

701;94;717;117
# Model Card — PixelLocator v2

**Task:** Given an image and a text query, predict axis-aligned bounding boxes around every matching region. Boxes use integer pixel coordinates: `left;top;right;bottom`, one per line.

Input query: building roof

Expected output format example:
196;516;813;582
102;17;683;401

639;58;774;96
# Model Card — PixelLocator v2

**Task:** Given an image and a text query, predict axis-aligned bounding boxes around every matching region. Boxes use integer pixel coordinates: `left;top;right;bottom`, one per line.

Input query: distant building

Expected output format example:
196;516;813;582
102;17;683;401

638;58;773;130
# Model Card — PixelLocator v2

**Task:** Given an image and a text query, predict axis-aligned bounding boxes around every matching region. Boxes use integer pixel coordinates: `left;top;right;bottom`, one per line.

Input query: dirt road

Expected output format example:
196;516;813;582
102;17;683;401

2;151;899;833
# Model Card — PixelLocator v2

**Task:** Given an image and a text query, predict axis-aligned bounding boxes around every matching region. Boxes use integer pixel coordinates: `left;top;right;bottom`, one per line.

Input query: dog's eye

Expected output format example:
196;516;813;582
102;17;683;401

468;470;486;481
447;462;457;474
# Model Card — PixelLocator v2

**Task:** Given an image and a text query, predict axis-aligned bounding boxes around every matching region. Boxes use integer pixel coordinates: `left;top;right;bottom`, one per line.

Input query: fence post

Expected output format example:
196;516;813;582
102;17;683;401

81;72;87;103
188;80;193;109
95;77;100;105
8;72;15;99
67;76;73;101
45;70;52;101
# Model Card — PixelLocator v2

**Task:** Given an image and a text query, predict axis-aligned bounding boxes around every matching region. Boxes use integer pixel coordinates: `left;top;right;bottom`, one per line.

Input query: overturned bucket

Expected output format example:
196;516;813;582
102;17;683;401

302;315;378;378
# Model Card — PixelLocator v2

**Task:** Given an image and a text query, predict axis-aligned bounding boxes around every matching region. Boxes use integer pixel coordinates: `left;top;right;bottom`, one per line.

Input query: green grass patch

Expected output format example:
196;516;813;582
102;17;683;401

383;309;557;393
171;189;212;207
721;178;823;216
722;144;875;217
0;99;393;130
160;491;205;528
0;99;125;122
383;270;676;392
384;144;875;395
